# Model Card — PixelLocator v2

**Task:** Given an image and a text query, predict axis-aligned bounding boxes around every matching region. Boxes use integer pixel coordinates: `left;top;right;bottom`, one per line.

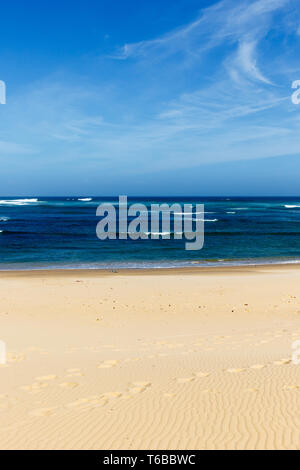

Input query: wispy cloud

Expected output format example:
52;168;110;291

229;40;273;85
114;0;288;67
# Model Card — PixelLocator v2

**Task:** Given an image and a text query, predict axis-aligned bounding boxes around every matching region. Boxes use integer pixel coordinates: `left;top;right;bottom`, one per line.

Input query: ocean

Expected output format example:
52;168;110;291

0;196;299;270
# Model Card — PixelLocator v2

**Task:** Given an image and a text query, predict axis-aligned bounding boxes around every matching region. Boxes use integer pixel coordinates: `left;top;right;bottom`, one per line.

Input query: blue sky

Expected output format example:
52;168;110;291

0;0;300;195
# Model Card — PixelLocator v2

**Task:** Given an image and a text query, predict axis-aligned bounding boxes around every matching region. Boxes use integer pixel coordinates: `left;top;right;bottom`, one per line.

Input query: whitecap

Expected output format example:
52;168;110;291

174;211;205;215
78;198;92;202
0;198;39;206
186;218;218;222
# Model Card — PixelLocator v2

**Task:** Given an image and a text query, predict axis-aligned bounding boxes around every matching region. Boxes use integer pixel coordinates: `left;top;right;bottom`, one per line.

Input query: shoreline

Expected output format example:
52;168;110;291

0;261;300;278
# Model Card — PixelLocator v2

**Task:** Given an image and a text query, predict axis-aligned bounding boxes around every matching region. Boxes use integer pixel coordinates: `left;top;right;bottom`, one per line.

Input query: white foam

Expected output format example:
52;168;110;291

284;205;300;209
189;218;218;222
78;198;92;202
0;198;39;206
174;211;205;215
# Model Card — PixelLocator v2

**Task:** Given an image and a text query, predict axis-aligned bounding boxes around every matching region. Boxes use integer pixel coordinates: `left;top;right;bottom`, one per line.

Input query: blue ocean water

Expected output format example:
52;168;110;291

0;197;299;270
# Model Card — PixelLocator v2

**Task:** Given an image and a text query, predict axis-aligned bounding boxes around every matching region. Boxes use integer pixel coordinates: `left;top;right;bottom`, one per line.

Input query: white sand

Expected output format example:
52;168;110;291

0;265;300;449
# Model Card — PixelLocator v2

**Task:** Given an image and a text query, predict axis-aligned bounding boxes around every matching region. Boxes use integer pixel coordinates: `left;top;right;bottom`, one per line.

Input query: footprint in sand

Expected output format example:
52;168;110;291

20;382;49;393
59;382;79;389
283;385;299;390
244;388;259;393
124;357;140;363
274;359;291;366
36;375;57;381
177;377;195;383
66;398;90;408
129;387;147;394
227;368;246;373
66;396;107;410
133;381;151;388
8;353;26;363
250;364;266;370
29;407;56;417
128;381;151;394
102;392;122;398
98;360;119;369
195;372;210;377
67;390;124;410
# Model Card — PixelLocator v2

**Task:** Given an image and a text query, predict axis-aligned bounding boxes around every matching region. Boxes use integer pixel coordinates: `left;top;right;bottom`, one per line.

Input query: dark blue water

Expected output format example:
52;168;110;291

0;197;299;270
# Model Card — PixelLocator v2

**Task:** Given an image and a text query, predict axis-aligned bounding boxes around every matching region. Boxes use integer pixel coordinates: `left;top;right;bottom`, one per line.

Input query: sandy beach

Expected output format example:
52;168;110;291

0;265;300;449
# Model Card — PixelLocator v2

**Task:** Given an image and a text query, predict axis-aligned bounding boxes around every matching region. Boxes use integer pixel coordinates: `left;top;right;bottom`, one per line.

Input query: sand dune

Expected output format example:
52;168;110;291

0;265;300;449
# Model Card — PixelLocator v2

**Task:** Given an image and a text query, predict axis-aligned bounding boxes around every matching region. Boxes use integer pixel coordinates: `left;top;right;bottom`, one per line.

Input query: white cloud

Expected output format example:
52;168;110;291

228;40;273;85
114;0;289;63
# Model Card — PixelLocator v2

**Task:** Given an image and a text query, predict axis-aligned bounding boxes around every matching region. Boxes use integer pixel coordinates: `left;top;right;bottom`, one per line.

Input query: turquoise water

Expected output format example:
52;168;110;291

0;197;299;270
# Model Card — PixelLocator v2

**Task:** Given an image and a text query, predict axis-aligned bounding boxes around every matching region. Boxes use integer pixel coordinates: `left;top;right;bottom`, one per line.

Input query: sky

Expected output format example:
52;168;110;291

0;0;300;196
